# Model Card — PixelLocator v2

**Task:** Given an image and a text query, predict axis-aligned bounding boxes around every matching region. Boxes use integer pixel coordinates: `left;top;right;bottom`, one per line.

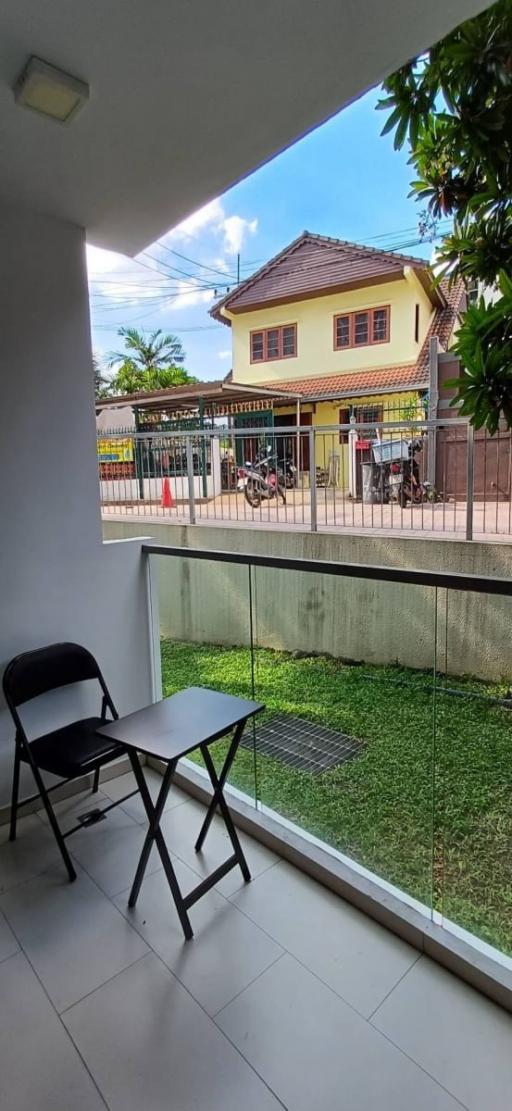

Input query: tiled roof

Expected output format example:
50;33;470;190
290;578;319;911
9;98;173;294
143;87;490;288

262;364;427;402
211;232;434;320
417;278;466;369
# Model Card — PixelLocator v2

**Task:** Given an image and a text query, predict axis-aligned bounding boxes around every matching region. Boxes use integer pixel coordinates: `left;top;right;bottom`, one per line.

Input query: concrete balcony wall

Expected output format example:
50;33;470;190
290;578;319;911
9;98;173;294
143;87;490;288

104;520;512;682
0;203;153;807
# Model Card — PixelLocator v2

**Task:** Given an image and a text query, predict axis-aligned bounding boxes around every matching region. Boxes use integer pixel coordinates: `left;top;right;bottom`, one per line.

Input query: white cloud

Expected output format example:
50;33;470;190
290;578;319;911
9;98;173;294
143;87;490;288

86;244;130;275
170;279;214;312
222;215;258;255
165;198;225;243
163;199;258;256
217;349;232;359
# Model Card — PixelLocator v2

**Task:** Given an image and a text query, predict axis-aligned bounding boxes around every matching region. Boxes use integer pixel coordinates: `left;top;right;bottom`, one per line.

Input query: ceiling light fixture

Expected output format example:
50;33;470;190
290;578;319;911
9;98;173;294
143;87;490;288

14;56;89;124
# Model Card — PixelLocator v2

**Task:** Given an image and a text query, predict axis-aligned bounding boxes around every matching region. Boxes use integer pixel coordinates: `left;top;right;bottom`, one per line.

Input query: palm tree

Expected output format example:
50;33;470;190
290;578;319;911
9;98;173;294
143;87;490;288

107;327;197;396
108;327;185;373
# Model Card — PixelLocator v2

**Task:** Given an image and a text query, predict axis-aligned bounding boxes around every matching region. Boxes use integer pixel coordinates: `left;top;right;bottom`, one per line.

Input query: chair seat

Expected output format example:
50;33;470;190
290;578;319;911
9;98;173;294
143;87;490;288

23;717;124;779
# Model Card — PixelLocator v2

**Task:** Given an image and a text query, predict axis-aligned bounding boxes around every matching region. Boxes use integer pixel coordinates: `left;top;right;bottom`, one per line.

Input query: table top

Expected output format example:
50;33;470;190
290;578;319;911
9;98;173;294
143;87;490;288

97;686;263;761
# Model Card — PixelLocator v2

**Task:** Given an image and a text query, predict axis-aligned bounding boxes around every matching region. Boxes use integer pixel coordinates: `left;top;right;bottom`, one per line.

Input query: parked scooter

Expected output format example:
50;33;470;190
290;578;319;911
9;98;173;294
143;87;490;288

281;453;298;488
386;439;438;505
237;445;287;507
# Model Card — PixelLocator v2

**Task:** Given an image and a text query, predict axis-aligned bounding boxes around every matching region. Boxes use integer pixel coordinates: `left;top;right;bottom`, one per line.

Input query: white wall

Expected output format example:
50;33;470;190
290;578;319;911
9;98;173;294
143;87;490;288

0;203;153;808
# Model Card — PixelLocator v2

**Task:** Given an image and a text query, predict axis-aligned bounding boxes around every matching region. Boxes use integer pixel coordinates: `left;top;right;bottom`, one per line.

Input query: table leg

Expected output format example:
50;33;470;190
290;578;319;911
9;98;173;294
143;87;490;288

195;720;245;852
127;752;193;941
197;733;251;884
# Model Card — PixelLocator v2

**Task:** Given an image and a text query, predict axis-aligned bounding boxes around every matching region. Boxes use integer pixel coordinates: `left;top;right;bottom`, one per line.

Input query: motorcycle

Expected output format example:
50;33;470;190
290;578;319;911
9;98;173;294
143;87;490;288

386;439;440;505
281;453;297;488
237;446;287;508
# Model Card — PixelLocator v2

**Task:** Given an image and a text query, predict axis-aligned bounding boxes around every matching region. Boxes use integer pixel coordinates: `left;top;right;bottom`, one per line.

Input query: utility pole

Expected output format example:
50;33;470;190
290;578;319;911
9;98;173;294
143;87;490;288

237;253;240;285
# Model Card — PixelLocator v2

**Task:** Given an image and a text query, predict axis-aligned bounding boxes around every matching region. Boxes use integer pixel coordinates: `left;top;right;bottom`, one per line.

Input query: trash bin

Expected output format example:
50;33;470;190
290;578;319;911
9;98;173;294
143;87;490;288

362;462;377;503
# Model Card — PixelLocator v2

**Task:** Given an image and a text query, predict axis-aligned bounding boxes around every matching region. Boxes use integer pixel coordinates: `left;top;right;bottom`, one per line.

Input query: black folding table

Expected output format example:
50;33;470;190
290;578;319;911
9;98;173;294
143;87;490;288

97;686;263;939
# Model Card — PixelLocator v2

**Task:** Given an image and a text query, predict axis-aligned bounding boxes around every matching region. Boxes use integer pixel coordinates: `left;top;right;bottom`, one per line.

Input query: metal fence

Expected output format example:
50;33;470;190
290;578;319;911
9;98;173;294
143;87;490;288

98;418;512;540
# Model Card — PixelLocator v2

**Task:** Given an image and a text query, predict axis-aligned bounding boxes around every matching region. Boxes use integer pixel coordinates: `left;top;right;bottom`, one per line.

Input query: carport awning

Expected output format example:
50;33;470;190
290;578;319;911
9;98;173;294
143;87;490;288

95;380;302;418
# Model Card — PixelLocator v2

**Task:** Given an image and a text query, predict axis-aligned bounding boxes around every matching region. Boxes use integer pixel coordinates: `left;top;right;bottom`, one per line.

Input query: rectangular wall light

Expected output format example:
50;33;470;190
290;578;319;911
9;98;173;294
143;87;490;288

14;56;89;124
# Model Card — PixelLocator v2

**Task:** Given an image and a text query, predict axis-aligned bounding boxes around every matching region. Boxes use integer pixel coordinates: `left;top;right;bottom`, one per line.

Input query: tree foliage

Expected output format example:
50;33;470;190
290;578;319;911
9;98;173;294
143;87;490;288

377;0;512;431
93;353;110;400
106;327;197;396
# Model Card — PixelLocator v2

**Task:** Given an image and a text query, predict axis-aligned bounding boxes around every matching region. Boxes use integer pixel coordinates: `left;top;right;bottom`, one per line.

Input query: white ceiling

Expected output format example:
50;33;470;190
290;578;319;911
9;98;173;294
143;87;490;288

0;0;490;255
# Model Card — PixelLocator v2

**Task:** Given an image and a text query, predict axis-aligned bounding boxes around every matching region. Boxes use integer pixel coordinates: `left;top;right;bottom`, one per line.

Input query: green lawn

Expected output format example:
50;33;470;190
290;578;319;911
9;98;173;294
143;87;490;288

161;639;512;956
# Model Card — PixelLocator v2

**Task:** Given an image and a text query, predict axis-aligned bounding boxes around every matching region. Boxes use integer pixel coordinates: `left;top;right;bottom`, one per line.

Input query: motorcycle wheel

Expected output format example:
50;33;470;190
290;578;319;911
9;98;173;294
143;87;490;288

244;481;261;508
278;485;287;504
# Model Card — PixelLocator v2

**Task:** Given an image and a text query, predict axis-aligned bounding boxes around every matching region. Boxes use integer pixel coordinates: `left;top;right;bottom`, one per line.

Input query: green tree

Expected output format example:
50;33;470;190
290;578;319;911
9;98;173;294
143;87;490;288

377;0;512;432
93;353;110;399
107;327;197;396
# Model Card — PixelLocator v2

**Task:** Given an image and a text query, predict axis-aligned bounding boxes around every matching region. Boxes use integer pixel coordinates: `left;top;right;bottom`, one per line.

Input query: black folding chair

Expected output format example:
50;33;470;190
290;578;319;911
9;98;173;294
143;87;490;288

2;641;138;882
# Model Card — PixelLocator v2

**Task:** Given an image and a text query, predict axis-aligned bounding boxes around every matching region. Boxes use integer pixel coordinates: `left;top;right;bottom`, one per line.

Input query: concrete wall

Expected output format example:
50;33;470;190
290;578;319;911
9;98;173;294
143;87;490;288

104;520;512;682
0;204;153;807
230;273;434;384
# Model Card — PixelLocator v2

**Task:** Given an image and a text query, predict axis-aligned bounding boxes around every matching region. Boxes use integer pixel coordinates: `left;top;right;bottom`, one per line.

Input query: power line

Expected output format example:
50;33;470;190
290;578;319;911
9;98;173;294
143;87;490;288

157;242;237;281
141;250;228;291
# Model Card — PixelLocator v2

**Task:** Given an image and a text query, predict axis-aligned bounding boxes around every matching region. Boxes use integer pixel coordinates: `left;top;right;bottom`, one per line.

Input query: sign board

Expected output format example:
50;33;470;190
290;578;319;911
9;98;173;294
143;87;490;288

97;438;134;463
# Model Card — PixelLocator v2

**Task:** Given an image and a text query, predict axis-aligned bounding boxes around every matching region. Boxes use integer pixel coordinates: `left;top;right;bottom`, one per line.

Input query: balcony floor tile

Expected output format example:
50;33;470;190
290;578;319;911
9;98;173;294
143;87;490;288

0;813;60;895
0;951;105;1111
100;767;188;824
113;856;283;1015
372;955;512;1111
159;797;279;897
0;863;148;1012
0;907;19;963
63;952;284;1111
231;858;418;1018
1;773;509;1111
216;952;463;1111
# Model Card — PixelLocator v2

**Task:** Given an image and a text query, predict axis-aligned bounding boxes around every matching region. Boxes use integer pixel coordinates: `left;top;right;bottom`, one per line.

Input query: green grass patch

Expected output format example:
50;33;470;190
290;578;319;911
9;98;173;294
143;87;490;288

161;639;512;956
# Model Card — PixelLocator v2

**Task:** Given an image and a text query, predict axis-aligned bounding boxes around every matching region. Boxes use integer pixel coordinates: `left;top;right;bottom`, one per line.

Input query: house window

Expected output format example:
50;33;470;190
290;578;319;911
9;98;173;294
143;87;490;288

333;306;390;350
354;405;383;432
339;407;350;444
335;316;350;348
250;324;297;362
250;332;265;361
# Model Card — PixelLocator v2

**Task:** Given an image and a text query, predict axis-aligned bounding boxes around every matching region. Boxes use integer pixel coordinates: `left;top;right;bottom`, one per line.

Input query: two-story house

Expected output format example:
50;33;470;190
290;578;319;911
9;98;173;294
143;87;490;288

211;231;465;475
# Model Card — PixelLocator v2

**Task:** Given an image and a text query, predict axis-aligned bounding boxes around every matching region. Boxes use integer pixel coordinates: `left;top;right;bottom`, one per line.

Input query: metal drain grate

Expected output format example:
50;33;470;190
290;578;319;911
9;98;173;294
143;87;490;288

241;713;364;774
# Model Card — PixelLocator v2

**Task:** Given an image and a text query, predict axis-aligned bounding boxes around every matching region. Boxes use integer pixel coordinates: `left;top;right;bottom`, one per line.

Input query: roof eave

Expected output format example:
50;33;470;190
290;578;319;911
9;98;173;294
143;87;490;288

294;380;429;403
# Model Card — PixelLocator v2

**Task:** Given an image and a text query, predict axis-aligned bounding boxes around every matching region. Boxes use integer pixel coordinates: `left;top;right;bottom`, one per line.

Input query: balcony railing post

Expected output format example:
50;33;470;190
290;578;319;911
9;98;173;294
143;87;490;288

186;436;196;525
145;552;163;702
466;423;474;541
309;427;317;532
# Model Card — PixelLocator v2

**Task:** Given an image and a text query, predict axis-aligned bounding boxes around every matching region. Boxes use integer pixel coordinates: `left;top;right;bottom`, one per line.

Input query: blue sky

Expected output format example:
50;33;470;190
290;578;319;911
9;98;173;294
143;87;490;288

88;86;437;382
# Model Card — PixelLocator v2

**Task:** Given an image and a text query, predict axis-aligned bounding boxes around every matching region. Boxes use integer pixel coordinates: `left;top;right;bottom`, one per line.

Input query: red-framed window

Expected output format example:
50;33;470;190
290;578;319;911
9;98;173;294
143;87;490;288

333;305;390;350
250;324;297;363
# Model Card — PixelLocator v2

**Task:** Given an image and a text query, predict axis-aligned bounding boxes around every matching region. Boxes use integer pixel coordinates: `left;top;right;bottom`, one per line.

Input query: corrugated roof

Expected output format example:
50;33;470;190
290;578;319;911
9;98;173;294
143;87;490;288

211;231;435;319
95;379;301;412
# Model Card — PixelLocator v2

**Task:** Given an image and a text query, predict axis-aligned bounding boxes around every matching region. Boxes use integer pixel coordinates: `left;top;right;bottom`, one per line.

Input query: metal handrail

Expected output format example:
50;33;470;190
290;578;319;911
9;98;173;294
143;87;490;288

141;543;512;596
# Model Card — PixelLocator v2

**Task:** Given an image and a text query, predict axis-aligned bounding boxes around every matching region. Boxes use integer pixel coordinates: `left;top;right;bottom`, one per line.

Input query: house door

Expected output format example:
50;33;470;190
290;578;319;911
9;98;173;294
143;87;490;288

233;409;273;465
274;412;311;470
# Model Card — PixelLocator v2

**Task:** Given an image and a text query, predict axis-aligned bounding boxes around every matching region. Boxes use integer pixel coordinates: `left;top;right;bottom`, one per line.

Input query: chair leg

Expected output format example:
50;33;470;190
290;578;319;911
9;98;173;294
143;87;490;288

30;764;77;883
92;765;100;794
9;745;21;842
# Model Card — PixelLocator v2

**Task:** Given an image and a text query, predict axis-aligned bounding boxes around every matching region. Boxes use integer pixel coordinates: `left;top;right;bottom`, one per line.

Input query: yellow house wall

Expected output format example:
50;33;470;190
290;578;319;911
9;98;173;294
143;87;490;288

229;273;434;385
272;390;423;484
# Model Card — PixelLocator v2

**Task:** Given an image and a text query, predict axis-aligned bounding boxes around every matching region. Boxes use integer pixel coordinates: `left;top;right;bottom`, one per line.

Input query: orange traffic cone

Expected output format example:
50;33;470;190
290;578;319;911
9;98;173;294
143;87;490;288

161;477;175;509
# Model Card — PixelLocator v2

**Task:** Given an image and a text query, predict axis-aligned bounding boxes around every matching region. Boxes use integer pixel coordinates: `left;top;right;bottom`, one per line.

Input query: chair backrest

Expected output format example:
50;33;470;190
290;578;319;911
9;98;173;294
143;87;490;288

3;642;105;710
